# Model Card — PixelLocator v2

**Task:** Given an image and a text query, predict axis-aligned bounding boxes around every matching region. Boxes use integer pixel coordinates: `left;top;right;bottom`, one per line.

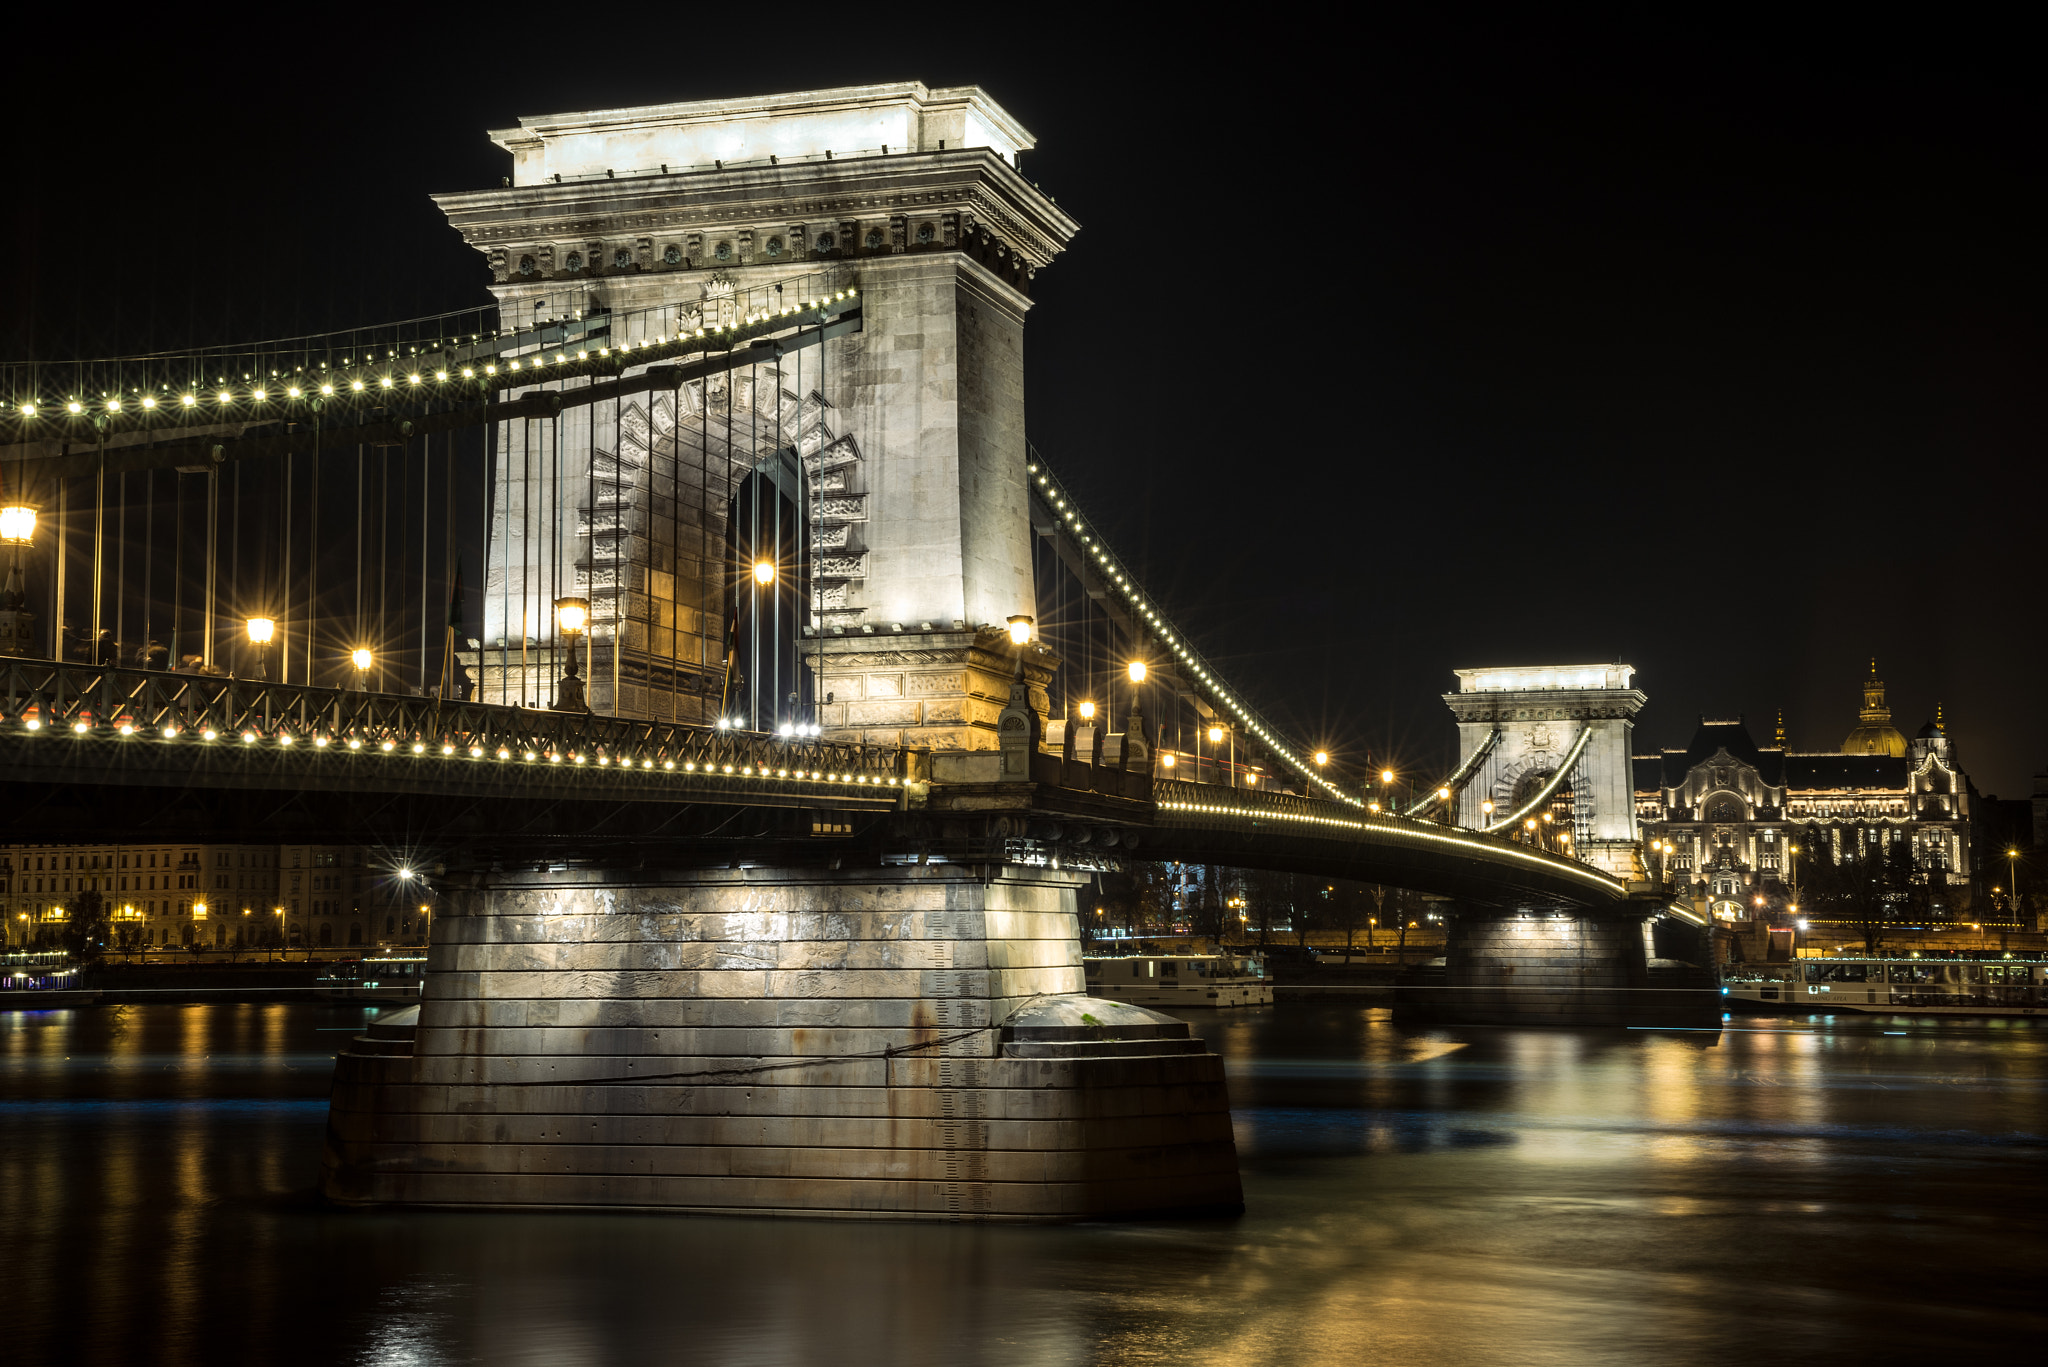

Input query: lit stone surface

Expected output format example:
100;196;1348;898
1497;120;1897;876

323;864;1242;1221
489;83;1034;187
1401;911;1719;1028
437;81;1078;734
1443;661;1648;880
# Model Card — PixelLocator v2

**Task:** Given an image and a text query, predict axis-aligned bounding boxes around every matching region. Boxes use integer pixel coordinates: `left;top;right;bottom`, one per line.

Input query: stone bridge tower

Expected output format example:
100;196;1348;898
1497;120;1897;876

1444;663;1648;883
436;82;1078;748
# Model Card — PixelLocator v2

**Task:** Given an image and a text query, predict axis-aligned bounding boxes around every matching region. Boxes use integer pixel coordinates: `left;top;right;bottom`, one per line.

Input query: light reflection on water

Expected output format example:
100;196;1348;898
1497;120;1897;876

1;1002;2042;1366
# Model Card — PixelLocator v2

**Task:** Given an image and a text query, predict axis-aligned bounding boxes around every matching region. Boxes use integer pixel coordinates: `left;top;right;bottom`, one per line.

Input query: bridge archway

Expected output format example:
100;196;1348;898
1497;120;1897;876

1446;663;1647;882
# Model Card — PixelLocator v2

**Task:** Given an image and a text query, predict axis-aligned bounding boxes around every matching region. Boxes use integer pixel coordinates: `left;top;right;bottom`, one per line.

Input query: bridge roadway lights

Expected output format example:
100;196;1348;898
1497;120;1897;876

321;863;1243;1221
1395;898;1721;1029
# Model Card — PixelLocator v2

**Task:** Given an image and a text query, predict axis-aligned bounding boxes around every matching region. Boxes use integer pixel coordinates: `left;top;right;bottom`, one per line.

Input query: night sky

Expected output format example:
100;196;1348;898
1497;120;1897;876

9;16;2041;794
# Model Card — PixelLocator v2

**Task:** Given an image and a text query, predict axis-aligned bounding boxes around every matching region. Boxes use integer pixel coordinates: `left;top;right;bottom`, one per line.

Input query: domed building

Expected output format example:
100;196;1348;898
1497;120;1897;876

1842;659;1909;757
1633;661;1977;924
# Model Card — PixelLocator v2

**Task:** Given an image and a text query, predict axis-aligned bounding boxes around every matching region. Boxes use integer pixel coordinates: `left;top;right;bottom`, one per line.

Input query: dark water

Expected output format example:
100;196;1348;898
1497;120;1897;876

2;1002;2043;1366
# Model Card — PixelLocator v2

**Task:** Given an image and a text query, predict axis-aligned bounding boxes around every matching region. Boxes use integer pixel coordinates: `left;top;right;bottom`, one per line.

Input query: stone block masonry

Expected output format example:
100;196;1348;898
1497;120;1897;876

1399;908;1721;1028
323;864;1242;1221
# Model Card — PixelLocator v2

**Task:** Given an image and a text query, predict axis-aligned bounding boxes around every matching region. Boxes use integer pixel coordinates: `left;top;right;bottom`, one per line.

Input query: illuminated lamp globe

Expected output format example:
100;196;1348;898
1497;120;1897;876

245;617;275;644
1005;615;1034;646
1077;701;1096;720
1126;660;1147;684
0;504;36;545
351;648;373;671
752;561;776;586
1313;751;1329;766
1207;725;1224;744
554;598;589;633
1380;769;1395;785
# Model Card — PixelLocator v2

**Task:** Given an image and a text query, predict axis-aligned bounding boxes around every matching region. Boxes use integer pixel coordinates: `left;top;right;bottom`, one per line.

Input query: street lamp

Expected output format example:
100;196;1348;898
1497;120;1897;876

246;617;275;680
351;647;373;690
752;560;776;586
553;596;590;712
1006;615;1034;646
2008;848;2023;924
1077;700;1096;720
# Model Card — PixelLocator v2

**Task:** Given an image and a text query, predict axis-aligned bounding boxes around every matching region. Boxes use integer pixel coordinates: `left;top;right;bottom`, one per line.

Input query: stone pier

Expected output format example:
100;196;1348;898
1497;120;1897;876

1398;906;1721;1028
322;864;1242;1221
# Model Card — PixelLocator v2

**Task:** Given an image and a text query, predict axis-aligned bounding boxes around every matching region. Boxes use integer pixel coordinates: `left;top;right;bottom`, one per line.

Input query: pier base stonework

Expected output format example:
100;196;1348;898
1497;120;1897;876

1399;908;1721;1028
321;864;1242;1221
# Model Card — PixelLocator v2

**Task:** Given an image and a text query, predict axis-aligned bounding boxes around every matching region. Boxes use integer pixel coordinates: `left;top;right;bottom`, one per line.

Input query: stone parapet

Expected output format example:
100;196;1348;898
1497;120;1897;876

322;863;1241;1221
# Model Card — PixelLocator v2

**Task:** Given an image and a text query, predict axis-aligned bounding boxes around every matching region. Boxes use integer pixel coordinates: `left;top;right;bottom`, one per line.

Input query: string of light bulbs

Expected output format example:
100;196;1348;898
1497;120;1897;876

1025;451;1357;805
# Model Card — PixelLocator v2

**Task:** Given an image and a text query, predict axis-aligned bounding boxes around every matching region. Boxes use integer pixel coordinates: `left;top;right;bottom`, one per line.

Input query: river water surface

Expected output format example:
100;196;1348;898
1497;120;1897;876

2;1001;2042;1366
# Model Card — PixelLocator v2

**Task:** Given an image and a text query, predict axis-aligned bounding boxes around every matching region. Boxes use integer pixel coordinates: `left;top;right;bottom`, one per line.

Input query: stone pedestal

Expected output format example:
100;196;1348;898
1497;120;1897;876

322;863;1241;1221
814;627;1055;752
1398;907;1721;1028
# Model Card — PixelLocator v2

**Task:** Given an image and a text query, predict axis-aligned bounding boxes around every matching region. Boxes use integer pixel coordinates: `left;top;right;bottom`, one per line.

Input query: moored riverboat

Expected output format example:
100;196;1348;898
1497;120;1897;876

1083;952;1273;1007
1723;955;2043;1016
313;954;427;1002
0;959;100;1008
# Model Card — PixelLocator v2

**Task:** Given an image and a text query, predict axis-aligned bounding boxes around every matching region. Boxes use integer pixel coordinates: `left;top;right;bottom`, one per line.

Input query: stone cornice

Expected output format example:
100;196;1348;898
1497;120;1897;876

1443;689;1648;723
433;150;1078;272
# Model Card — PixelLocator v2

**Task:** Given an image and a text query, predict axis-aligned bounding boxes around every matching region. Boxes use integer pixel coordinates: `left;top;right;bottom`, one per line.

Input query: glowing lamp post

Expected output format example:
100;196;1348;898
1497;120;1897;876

553;596;590;712
1006;615;1034;646
351;647;373;691
0;499;33;659
246;617;275;681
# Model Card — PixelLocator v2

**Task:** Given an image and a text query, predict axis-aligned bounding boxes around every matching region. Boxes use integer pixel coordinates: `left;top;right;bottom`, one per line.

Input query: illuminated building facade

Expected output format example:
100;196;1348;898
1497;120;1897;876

0;842;424;951
1636;663;1975;920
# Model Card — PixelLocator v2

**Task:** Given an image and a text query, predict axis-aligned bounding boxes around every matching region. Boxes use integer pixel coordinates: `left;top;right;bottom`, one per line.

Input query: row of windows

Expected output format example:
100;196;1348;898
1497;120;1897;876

0;874;202;894
2;851;197;873
6;848;362;880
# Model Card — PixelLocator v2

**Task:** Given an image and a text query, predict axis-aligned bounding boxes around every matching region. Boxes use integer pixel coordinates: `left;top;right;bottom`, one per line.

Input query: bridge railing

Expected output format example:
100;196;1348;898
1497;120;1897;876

0;661;905;783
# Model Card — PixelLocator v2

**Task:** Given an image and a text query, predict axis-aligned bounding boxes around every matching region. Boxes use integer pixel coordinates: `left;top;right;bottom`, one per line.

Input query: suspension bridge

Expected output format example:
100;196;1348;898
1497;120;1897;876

1;82;1707;1223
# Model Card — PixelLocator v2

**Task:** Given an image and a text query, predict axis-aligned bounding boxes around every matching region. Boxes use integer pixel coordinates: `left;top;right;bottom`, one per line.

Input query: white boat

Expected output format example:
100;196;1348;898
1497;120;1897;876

1082;952;1273;1008
1722;956;2043;1016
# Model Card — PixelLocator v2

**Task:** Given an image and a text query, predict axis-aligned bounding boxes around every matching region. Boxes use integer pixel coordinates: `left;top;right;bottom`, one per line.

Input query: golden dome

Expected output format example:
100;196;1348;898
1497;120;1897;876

1841;658;1907;757
1842;724;1907;757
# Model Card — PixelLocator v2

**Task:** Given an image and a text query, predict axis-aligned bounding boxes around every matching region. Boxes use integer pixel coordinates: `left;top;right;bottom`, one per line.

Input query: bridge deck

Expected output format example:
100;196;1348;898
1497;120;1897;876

0;661;905;811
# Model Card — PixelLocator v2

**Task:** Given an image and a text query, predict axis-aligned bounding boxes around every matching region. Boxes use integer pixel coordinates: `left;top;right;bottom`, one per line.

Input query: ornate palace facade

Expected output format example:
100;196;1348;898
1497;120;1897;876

1635;663;1975;919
